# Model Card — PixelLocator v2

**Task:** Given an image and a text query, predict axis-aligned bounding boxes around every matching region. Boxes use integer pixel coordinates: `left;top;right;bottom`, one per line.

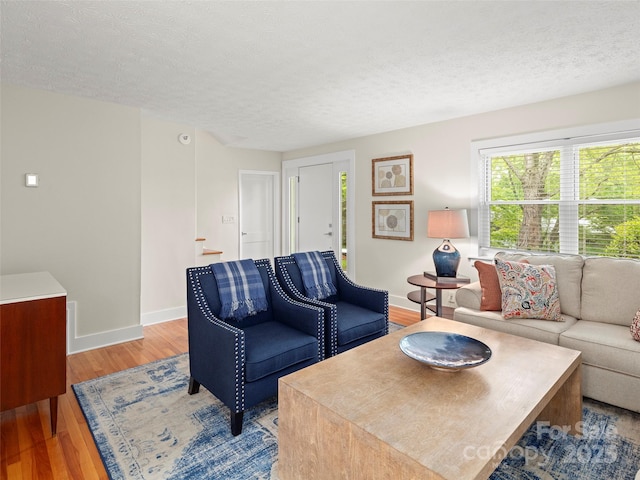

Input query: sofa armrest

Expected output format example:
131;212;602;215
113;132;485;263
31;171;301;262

267;271;326;359
455;281;483;311
337;274;388;315
187;298;246;409
271;286;325;338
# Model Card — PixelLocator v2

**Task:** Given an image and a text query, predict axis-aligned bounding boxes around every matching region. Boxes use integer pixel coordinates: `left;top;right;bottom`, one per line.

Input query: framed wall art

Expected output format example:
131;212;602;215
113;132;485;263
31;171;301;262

372;154;413;196
372;200;414;241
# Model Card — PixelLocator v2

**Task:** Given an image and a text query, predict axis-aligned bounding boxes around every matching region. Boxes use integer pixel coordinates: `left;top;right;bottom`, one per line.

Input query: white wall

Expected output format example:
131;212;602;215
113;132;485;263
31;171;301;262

3;81;638;349
283;82;640;310
1;84;282;350
140;123;281;326
140;116;196;324
195;131;281;262
1;84;143;351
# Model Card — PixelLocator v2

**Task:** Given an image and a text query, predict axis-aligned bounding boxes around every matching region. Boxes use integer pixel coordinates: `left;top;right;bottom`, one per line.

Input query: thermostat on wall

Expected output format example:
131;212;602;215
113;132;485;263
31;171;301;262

25;173;39;187
178;133;191;145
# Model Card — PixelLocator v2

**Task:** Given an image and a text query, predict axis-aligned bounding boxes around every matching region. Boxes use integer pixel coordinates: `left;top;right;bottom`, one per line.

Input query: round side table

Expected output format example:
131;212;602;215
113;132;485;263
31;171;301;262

406;275;470;320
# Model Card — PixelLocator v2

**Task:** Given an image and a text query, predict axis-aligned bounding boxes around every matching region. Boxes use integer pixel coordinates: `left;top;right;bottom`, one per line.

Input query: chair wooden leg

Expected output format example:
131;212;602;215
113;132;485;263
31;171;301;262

188;377;200;395
231;411;244;436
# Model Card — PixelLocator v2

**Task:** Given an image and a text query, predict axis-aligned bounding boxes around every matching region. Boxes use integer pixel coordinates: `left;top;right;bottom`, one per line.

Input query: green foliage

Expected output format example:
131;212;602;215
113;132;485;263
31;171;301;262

488;141;640;259
605;216;640;258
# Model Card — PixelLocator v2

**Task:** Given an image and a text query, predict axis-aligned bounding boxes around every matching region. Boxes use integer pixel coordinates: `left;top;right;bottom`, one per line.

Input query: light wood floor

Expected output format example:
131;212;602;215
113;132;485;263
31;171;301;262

0;306;419;479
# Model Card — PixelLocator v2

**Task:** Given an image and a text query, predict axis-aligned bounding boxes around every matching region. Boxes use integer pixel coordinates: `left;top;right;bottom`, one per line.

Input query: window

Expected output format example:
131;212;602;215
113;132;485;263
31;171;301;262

477;123;640;259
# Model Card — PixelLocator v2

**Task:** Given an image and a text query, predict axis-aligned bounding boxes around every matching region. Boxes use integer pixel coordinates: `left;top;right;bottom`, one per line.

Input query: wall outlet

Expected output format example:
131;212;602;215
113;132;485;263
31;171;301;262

222;215;236;224
447;292;457;306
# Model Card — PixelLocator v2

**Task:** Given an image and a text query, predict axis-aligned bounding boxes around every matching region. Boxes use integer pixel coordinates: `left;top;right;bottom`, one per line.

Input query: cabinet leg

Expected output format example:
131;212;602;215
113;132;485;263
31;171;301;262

50;396;58;435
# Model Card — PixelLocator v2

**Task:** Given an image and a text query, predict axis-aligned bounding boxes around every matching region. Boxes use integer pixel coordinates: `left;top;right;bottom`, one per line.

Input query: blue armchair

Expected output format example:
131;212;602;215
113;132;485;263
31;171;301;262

186;258;324;436
274;251;388;358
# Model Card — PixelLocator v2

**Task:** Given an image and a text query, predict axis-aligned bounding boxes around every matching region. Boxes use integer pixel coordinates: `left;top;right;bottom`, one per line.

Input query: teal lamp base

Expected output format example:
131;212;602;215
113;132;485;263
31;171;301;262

432;239;460;277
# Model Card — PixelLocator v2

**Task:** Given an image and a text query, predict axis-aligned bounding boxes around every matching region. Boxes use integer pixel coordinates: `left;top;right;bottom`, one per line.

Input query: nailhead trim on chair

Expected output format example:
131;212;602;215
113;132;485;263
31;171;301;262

274;256;339;357
275;251;391;354
187;265;246;413
322;250;390;335
257;258;325;361
187;259;326;417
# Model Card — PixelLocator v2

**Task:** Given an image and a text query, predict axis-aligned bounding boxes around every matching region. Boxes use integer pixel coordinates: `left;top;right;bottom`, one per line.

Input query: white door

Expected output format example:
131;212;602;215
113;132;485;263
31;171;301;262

239;171;278;260
282;151;354;277
298;163;334;252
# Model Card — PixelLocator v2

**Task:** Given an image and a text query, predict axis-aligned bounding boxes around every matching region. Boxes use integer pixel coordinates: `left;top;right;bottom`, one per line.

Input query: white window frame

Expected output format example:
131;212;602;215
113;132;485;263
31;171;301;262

471;119;640;258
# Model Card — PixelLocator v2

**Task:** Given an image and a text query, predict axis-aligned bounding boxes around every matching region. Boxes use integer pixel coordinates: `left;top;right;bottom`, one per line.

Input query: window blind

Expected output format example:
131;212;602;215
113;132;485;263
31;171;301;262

479;130;640;259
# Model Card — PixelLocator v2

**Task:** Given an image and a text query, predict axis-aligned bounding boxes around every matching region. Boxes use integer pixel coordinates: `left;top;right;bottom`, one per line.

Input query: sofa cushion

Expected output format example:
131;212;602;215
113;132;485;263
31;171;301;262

581;256;640;327
244;321;318;382
453;307;577;345
455;282;482;311
631;309;640;342
335;301;387;346
560;320;640;378
496;252;583;318
495;259;562;321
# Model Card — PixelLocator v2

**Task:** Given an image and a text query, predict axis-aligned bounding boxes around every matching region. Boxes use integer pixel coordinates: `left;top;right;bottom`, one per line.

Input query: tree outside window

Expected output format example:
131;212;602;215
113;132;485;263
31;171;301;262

483;138;640;259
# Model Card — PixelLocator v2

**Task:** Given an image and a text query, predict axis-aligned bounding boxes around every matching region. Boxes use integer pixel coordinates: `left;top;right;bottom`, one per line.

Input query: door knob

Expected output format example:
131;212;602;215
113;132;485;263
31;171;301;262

324;232;332;236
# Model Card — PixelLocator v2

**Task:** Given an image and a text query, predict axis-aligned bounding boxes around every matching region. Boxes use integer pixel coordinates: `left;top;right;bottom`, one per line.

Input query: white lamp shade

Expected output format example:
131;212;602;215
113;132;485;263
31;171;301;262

427;209;469;239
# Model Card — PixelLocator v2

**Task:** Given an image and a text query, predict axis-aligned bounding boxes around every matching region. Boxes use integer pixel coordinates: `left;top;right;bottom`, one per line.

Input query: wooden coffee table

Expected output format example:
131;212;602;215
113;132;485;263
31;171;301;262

278;317;582;480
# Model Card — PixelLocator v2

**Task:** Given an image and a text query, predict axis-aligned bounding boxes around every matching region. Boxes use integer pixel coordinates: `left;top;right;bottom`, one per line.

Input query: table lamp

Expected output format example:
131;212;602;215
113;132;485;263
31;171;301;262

427;208;469;277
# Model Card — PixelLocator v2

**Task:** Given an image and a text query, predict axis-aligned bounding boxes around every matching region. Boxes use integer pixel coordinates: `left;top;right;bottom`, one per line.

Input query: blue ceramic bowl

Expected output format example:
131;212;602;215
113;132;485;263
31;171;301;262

399;331;492;371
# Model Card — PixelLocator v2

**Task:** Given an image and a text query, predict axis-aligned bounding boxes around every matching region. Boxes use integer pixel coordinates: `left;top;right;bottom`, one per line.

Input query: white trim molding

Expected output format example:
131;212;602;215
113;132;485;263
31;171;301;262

67;300;144;354
141;306;187;326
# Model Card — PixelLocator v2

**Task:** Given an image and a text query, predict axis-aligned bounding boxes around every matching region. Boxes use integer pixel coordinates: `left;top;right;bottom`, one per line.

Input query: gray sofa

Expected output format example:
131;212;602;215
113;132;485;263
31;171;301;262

454;252;640;413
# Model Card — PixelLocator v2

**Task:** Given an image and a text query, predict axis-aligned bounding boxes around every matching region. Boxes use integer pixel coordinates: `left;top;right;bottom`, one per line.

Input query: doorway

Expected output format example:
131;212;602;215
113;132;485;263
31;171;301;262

282;150;355;277
239;170;279;260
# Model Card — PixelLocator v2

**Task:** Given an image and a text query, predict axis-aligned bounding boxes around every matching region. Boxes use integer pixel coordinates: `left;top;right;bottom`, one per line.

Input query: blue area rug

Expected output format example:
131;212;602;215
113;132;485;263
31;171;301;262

73;353;278;479
74;345;640;479
492;405;640;480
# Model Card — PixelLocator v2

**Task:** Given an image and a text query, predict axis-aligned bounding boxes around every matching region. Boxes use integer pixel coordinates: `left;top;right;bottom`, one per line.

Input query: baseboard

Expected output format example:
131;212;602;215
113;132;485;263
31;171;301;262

65;296;436;354
389;293;420;312
67;301;144;354
389;294;455;320
141;306;187;326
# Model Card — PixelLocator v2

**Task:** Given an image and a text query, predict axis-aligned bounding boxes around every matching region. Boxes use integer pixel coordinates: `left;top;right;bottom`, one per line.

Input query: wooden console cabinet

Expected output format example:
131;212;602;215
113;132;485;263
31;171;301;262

1;272;67;435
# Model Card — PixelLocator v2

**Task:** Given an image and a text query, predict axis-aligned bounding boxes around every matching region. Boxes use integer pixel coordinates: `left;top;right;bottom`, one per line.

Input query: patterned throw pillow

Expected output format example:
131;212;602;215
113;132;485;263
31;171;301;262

494;258;563;321
474;259;529;311
631;310;640;342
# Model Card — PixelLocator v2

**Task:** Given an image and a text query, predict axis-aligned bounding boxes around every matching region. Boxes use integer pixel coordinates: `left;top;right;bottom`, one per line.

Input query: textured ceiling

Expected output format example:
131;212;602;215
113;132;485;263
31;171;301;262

2;1;640;152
